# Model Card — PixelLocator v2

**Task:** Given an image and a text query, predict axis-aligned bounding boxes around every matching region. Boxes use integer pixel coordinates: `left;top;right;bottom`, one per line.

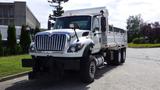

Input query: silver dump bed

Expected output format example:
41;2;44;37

63;7;108;16
106;26;127;48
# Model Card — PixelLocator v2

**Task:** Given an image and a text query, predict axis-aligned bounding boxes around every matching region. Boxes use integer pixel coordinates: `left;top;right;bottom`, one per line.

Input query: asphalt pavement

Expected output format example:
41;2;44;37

0;48;160;90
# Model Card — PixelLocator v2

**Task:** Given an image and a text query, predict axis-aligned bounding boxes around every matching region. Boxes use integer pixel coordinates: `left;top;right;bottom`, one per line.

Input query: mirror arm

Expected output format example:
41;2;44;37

92;30;95;33
73;28;79;42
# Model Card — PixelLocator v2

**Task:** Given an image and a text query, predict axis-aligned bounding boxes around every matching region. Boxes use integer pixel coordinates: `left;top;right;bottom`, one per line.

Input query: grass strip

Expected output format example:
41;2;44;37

0;54;31;78
128;43;160;48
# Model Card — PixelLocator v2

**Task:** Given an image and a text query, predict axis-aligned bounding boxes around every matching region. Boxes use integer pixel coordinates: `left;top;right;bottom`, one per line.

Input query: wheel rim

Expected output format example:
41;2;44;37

123;51;126;60
89;61;96;79
118;51;121;63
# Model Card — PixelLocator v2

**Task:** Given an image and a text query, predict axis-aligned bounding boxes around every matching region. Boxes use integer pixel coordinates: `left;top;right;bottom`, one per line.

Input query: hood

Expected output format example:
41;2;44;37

36;29;90;37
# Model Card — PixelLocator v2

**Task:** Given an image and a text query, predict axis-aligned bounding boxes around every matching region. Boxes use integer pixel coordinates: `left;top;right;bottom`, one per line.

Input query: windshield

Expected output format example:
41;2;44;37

54;16;91;30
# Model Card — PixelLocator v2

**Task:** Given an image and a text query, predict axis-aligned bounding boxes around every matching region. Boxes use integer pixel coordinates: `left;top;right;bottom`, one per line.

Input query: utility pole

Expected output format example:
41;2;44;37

48;0;69;30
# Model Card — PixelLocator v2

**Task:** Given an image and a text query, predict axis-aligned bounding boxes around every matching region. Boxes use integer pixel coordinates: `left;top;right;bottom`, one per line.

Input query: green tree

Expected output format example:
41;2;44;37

152;22;160;43
0;32;3;56
140;22;160;43
20;25;31;53
7;25;17;54
48;0;69;29
49;0;69;17
126;15;143;42
34;27;40;35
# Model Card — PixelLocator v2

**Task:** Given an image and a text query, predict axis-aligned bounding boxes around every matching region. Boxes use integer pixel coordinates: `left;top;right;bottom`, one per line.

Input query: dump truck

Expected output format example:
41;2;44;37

22;7;127;83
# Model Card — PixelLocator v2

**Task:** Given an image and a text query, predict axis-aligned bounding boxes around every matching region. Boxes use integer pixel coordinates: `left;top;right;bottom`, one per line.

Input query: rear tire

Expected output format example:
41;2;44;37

106;50;114;65
106;50;122;66
121;48;126;63
113;50;121;65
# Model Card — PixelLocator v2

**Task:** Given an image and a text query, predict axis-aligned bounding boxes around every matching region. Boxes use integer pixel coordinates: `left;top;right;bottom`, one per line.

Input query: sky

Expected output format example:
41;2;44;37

1;0;160;29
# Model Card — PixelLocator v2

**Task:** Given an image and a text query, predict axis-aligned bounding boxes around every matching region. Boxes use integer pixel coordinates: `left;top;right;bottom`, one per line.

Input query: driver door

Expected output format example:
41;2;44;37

92;16;101;53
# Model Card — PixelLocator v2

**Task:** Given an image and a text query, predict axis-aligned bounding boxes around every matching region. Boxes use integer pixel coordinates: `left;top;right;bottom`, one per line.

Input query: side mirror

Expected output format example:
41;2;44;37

69;23;79;29
51;23;54;27
69;23;74;29
69;23;80;42
93;27;99;33
101;17;106;32
48;20;51;30
53;18;56;21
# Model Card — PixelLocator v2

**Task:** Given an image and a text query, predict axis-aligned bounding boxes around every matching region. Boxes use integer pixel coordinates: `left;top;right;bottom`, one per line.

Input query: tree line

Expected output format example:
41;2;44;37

0;25;40;56
127;15;160;44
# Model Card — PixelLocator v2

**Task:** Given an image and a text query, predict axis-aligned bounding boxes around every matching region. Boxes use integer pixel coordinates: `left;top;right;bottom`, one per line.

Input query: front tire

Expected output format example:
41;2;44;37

80;55;96;83
28;57;39;80
28;72;36;80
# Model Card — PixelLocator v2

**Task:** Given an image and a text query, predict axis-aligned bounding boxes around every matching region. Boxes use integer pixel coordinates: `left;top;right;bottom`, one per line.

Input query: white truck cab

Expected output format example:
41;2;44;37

22;7;127;83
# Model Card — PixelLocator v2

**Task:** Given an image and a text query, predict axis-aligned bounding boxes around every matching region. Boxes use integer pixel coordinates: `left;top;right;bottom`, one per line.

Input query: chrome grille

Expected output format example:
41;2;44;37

35;34;66;51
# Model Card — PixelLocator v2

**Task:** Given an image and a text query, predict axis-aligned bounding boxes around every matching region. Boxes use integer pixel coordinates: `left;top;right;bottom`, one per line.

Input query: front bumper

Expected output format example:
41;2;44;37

29;50;84;58
22;56;81;70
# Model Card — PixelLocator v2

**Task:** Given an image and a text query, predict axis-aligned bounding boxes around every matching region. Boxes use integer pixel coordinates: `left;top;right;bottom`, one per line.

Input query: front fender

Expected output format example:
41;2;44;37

79;37;94;57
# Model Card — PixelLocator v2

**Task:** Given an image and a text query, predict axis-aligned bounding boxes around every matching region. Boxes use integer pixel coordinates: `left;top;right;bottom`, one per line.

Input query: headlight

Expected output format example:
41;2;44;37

70;46;76;52
68;43;84;52
29;42;35;52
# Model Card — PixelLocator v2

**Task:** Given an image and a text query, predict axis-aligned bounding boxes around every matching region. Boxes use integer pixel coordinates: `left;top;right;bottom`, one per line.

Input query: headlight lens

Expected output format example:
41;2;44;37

68;43;84;52
70;47;76;52
29;42;35;52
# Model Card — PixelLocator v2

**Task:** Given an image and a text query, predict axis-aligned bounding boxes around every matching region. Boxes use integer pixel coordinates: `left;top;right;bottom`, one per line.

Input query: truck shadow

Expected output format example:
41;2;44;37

95;65;117;79
5;65;118;90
